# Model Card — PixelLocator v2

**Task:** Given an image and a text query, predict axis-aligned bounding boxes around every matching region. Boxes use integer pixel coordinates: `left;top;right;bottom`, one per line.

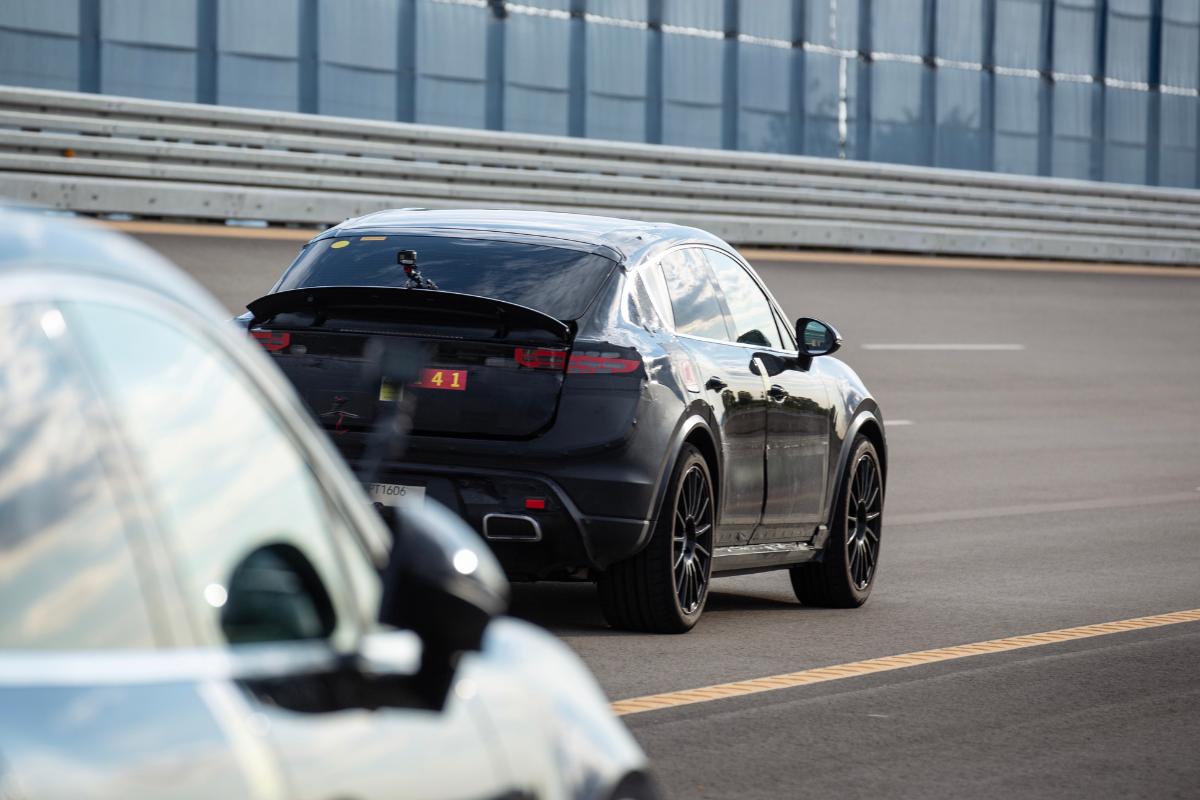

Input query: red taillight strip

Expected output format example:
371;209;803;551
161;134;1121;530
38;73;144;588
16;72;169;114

250;331;290;351
515;348;567;370
567;355;639;374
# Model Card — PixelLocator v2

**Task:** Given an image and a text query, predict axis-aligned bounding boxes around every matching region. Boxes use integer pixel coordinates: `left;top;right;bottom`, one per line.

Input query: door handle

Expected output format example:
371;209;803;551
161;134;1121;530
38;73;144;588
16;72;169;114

768;385;789;401
705;376;728;391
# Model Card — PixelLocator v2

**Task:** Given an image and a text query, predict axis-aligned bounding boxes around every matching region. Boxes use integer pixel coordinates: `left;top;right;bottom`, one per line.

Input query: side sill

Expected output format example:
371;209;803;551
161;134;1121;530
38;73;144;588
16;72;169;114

711;540;817;574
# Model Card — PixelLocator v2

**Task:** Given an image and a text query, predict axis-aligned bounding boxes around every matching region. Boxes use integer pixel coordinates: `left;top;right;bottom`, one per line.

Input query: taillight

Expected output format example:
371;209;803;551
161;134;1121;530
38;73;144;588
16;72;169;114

515;347;567;370
251;331;290;351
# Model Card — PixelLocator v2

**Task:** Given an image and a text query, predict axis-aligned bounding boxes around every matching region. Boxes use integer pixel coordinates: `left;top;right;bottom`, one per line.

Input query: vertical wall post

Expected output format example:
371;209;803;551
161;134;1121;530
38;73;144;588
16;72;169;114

568;0;587;137
788;0;807;155
721;0;739;150
1145;0;1163;185
1090;0;1108;181
981;0;996;171
197;0;218;104
921;0;938;166
855;0;873;161
645;0;664;144
397;0;416;122
299;0;319;114
485;0;507;131
79;0;101;93
1037;0;1055;177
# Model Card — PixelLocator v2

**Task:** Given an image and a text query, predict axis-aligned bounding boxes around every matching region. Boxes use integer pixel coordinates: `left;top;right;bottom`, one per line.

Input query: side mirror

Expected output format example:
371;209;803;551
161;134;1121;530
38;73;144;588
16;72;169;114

378;500;509;709
795;317;842;357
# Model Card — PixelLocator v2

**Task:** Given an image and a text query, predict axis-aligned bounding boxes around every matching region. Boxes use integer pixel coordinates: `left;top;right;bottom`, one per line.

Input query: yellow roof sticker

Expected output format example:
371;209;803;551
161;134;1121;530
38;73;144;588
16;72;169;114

361;236;387;241
331;240;349;248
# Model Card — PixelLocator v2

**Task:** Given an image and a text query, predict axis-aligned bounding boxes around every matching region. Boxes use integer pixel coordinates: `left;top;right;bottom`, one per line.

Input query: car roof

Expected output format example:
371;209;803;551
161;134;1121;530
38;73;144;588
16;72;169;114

311;208;734;265
0;203;228;322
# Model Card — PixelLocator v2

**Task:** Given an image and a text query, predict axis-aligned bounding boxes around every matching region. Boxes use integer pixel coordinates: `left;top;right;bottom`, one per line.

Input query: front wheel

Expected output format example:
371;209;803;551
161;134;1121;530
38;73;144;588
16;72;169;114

598;444;714;633
790;435;883;608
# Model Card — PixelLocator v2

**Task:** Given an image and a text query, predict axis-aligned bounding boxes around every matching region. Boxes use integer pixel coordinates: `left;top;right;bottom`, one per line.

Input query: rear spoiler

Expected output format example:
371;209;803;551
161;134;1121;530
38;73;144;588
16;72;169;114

246;286;571;342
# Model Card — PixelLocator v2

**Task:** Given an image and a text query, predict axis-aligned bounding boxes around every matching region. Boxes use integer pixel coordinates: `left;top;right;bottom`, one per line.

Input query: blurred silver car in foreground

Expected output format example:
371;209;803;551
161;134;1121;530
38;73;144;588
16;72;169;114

0;206;655;800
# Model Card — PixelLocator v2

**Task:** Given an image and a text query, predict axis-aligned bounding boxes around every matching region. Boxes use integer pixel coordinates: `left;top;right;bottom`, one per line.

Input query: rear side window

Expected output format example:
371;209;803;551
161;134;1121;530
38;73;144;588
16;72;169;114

276;235;616;320
0;303;156;650
658;248;730;341
66;302;357;649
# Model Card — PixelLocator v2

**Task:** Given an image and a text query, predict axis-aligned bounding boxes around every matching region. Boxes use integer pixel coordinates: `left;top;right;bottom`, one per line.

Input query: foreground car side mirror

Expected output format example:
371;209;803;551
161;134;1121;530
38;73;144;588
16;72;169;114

795;317;842;357
378;500;509;709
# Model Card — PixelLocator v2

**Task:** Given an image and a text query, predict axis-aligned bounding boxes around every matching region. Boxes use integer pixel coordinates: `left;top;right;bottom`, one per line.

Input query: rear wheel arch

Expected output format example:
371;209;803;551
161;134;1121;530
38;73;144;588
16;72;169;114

683;426;720;521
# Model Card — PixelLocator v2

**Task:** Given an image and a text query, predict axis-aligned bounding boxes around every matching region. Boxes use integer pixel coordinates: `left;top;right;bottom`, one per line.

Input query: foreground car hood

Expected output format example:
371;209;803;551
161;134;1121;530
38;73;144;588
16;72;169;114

465;617;649;800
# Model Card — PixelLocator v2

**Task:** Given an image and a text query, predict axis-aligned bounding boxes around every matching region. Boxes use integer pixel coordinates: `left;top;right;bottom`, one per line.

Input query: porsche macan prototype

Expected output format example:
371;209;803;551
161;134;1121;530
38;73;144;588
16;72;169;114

241;209;887;633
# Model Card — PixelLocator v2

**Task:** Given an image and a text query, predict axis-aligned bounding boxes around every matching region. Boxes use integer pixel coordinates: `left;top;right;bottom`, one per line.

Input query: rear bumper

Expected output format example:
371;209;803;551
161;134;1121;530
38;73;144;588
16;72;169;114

364;460;652;579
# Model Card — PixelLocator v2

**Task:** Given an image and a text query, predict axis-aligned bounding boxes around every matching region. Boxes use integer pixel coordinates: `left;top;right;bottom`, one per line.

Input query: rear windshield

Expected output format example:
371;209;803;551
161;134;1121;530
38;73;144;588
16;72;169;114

276;235;616;320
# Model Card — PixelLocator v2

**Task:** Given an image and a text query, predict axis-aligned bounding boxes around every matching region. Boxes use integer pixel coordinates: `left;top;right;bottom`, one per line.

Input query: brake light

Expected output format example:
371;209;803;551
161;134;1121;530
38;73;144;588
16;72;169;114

251;331;290;351
515;347;567;370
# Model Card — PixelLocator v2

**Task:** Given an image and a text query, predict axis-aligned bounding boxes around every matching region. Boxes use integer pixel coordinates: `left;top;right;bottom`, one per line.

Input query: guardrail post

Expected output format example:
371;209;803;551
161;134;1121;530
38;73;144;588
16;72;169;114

982;0;996;171
299;0;319;114
921;0;937;167
1090;0;1108;182
486;0;507;131
856;0;873;161
569;0;587;138
79;0;100;94
646;0;663;144
1037;0;1055;177
398;0;416;123
1145;0;1163;186
722;0;740;150
197;0;218;105
788;0;807;155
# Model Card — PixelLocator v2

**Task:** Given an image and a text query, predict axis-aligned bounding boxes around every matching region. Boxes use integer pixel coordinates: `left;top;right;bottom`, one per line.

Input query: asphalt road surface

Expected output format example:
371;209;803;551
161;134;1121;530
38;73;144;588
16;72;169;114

135;229;1200;800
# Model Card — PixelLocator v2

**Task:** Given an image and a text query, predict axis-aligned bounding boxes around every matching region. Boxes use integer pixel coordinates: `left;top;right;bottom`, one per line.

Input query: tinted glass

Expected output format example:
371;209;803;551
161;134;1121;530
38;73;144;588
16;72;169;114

0;303;155;649
704;251;783;349
276;235;616;320
67;302;354;648
658;249;730;341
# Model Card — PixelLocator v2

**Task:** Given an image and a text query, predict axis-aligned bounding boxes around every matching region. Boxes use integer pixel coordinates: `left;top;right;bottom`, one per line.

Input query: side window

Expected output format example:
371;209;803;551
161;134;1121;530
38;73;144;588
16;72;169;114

0;303;156;649
639;263;675;328
65;301;357;649
704;251;784;349
775;307;797;351
658;249;731;341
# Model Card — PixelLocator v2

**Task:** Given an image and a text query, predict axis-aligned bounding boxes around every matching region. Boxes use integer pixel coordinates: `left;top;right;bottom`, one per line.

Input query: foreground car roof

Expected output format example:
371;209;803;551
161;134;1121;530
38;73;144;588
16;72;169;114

0;204;227;322
314;208;732;263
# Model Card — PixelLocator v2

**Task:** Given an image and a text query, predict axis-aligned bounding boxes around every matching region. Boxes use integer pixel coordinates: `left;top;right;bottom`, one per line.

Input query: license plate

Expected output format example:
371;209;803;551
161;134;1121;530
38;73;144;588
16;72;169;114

366;483;425;508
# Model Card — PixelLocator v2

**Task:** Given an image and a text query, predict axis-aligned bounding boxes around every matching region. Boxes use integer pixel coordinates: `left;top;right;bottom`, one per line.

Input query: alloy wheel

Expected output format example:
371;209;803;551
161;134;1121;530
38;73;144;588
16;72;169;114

672;465;713;614
845;452;882;590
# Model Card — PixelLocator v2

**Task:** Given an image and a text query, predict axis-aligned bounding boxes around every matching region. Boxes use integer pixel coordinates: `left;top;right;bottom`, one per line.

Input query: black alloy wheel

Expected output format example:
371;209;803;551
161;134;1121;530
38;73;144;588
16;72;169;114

598;444;714;633
845;448;882;590
790;435;883;608
673;462;714;614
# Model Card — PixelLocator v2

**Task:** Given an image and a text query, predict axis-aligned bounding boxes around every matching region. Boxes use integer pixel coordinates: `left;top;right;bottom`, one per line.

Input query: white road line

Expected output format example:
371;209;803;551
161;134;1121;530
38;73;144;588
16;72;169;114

862;344;1025;350
889;491;1200;526
888;420;914;425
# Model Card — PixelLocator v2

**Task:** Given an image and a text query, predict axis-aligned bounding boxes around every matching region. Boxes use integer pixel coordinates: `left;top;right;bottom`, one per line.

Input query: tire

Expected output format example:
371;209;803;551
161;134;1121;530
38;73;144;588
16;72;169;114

790;435;883;608
597;444;714;633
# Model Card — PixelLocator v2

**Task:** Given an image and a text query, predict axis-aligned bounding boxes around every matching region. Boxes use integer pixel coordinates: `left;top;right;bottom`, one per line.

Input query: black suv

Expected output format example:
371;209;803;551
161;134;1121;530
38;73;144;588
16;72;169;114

243;209;888;633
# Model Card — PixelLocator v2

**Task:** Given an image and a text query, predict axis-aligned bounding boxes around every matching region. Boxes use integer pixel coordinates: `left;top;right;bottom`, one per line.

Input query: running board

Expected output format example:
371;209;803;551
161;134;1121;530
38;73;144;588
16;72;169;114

712;536;821;574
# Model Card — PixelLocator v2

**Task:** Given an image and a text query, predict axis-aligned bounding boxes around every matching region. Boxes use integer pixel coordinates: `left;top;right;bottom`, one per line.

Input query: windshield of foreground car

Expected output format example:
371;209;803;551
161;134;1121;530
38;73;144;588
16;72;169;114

275;235;617;321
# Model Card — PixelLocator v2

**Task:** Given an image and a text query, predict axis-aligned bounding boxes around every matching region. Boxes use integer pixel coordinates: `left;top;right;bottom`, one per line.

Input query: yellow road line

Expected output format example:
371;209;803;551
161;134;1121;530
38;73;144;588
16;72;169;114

739;248;1200;278
89;221;1200;277
101;220;320;241
610;608;1200;716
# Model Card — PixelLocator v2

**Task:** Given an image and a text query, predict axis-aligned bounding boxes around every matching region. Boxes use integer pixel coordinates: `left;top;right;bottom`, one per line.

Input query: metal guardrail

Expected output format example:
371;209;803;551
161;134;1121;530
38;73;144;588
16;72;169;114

3;86;1200;265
